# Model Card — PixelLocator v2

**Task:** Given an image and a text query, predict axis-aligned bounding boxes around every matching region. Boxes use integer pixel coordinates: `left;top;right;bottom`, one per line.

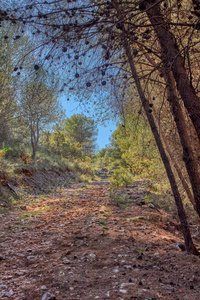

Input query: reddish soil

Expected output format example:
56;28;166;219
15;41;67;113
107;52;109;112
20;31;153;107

0;180;200;300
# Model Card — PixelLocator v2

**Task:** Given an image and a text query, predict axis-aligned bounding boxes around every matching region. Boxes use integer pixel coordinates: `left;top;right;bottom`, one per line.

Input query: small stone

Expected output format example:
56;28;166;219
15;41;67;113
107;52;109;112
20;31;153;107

15;271;26;276
41;292;56;300
120;283;134;288
124;265;132;269
6;289;14;297
27;255;35;259
119;289;127;294
41;285;47;290
59;270;65;276
189;275;196;282
62;257;70;264
88;253;96;261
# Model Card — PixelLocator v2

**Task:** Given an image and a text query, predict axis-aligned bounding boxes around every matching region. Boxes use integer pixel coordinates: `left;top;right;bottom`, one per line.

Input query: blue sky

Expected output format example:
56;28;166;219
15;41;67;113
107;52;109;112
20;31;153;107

60;97;117;150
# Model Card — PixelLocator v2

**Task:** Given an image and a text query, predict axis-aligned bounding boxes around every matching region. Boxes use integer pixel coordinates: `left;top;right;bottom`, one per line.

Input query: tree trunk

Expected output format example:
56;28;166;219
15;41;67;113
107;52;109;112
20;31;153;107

31;138;36;161
143;0;200;142
31;125;37;161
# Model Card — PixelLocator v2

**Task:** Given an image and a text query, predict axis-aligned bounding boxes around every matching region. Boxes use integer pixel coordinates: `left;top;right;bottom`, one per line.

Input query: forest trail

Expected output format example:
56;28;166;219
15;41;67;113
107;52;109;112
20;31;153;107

1;180;200;300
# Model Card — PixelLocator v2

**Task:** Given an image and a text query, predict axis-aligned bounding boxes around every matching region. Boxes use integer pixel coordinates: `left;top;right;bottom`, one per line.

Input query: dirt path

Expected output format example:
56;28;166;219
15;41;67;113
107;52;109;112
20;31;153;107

0;180;200;300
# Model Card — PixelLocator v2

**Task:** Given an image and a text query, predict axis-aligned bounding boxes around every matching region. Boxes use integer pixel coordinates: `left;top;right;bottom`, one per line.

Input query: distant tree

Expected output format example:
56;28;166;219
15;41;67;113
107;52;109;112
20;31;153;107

0;24;22;146
0;21;39;148
20;80;63;160
63;114;98;156
41;125;82;158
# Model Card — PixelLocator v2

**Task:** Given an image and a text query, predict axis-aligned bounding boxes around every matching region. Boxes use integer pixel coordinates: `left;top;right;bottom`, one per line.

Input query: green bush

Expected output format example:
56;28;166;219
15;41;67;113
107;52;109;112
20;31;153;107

110;168;134;187
74;158;93;174
3;147;19;159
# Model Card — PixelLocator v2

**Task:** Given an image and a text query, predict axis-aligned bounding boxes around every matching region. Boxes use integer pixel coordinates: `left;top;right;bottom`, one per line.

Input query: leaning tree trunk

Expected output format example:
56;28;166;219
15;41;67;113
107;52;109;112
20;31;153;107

143;0;200;142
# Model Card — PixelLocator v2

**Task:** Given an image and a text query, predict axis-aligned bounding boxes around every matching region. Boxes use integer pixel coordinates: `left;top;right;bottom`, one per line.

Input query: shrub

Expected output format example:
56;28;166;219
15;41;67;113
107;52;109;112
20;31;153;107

110;168;134;187
0;147;20;159
18;149;31;164
0;149;6;160
4;147;15;159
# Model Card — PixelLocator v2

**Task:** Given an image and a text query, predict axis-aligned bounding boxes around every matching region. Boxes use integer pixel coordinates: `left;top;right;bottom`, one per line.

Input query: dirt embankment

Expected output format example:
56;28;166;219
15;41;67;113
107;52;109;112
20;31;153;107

0;165;78;211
